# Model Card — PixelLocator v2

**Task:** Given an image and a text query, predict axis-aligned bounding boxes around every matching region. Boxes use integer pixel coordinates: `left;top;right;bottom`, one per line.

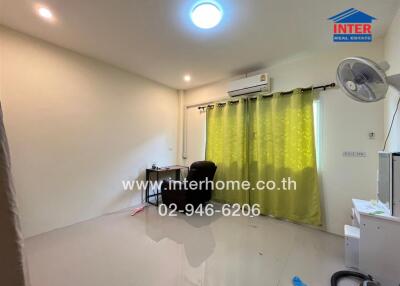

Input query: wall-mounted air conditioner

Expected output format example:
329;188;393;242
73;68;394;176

227;73;270;97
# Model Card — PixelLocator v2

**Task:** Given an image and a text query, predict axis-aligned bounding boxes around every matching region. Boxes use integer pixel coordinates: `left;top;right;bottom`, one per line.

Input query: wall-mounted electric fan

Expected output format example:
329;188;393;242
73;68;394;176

336;57;400;151
336;57;400;102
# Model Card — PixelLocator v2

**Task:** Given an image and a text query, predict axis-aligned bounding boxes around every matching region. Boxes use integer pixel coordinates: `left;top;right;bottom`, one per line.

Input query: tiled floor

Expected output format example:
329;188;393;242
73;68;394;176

25;206;356;286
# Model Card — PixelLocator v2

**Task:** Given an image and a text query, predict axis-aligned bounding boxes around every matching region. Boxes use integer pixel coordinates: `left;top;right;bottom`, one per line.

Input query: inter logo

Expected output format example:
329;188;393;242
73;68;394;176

328;8;376;42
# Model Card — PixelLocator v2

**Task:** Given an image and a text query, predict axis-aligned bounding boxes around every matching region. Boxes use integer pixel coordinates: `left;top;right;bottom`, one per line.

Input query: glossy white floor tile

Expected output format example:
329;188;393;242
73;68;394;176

25;206;356;286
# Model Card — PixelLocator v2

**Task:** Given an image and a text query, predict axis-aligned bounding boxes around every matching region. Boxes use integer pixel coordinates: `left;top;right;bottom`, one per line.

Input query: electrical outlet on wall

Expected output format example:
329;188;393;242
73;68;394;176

368;131;376;139
343;151;367;158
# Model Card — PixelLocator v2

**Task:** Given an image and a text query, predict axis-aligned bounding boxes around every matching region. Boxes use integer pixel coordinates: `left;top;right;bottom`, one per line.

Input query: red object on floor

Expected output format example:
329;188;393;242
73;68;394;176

130;206;145;216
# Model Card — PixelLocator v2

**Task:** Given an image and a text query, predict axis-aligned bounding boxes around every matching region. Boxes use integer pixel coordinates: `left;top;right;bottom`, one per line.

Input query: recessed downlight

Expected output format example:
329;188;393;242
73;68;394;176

36;6;54;21
184;75;192;82
191;1;223;29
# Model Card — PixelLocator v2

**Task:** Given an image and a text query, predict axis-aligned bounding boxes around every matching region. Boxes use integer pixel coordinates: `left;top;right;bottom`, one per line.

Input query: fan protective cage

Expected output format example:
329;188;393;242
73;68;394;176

336;57;388;103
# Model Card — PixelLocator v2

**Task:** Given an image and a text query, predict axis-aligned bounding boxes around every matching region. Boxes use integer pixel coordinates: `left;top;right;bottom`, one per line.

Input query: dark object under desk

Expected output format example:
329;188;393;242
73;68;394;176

145;165;188;206
161;161;217;210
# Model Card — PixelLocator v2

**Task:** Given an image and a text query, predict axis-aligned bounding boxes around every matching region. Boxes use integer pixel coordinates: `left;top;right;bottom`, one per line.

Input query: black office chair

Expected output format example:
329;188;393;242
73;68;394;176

161;161;217;210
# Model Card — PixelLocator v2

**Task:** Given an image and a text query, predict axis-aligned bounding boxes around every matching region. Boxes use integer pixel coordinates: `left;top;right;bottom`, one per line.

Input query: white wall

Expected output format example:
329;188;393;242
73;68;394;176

182;41;385;235
384;8;400;152
0;26;179;237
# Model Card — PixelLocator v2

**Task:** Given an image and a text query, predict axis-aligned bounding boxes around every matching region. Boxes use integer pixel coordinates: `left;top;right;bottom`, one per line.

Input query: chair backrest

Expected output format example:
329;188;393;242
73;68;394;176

186;161;217;183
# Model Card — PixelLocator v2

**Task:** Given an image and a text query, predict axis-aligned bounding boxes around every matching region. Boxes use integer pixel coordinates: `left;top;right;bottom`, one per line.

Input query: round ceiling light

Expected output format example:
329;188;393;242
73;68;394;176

191;2;223;29
37;7;53;20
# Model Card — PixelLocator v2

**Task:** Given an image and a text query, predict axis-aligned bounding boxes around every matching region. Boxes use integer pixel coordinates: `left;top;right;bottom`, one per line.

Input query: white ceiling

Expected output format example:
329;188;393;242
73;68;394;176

1;0;399;89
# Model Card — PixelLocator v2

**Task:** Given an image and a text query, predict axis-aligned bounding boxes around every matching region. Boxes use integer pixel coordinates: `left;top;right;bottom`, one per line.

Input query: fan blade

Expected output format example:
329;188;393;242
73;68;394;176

339;63;357;82
357;83;381;102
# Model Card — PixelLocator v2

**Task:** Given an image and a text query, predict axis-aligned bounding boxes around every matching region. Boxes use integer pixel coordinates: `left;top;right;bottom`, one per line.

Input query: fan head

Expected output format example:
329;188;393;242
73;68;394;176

337;57;389;102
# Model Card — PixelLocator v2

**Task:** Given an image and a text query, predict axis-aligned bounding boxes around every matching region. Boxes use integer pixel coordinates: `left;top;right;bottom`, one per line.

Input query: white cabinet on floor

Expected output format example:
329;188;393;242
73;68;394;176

350;199;400;286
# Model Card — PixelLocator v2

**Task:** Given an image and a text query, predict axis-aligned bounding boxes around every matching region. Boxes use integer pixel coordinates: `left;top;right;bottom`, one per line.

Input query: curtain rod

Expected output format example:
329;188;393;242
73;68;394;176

281;82;335;95
196;82;336;110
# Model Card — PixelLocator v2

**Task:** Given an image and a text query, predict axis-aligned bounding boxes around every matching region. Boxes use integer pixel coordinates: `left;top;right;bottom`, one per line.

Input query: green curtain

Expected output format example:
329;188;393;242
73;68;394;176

248;89;321;226
205;89;321;226
205;99;249;204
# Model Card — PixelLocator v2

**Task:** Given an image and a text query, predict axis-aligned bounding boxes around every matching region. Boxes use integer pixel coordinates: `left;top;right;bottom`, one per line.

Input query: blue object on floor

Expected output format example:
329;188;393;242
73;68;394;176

292;276;307;286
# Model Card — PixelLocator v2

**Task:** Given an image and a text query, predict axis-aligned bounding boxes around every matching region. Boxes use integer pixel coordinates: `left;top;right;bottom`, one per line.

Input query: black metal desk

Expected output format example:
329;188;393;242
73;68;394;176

145;165;188;206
